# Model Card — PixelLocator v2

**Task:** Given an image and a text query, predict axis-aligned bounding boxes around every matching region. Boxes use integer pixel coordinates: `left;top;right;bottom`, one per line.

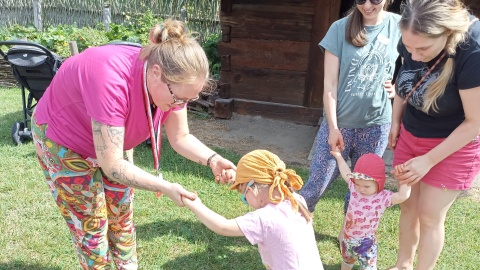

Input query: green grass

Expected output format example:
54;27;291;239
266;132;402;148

0;87;479;269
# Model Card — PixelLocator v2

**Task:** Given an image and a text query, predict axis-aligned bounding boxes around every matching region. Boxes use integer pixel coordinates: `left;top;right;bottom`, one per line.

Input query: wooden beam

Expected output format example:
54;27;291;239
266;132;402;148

221;0;232;14
220;67;306;106
304;0;342;108
221;25;231;43
218;39;310;71
220;7;313;41
233;98;323;126
214;98;234;119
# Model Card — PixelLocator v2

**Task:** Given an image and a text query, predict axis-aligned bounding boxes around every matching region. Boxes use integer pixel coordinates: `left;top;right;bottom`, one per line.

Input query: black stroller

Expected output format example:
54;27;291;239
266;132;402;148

0;40;63;145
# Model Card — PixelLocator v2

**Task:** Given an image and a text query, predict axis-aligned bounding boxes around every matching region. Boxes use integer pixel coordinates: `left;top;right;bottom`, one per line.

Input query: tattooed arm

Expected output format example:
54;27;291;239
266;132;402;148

163;108;237;184
124;148;134;165
91;119;196;205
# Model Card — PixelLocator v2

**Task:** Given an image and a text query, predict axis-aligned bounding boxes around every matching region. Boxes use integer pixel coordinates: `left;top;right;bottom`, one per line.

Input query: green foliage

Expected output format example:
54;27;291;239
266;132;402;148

202;33;221;79
0;23;108;57
0;10;220;77
105;10;160;45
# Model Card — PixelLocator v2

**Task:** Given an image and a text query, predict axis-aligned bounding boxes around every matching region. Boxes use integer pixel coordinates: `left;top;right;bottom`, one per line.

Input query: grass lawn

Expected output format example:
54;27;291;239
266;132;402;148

0;87;479;269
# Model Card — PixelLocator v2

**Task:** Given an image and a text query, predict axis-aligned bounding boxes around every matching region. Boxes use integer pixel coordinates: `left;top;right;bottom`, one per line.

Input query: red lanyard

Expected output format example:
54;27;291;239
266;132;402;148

403;50;446;104
142;62;164;197
142;61;162;170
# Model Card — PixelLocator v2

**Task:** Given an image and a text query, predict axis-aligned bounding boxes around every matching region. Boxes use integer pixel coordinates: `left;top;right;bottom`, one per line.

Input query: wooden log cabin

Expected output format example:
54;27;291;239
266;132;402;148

216;0;479;125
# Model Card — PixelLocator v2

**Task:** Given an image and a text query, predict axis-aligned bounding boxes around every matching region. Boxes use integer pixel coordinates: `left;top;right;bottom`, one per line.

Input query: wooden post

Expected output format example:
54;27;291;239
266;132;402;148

221;25;231;43
103;3;111;31
304;1;341;108
219;82;230;99
33;0;43;31
214;98;234;119
180;7;187;23
69;41;79;55
220;0;232;14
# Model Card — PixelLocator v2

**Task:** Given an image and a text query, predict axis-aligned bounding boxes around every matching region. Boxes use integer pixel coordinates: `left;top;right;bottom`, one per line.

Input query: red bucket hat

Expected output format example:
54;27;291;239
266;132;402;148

350;153;386;192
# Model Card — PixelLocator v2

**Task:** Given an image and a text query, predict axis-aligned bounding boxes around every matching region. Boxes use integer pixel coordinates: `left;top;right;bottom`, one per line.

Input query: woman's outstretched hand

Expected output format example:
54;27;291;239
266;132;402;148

163;182;197;206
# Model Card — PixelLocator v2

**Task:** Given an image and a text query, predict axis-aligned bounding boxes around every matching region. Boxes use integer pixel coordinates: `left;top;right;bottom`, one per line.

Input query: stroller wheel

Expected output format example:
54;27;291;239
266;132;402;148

12;121;25;145
145;138;152;146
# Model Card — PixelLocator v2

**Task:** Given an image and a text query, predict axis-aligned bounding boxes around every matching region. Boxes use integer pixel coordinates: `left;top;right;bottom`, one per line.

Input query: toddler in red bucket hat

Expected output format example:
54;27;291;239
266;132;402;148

349;153;386;195
330;149;411;270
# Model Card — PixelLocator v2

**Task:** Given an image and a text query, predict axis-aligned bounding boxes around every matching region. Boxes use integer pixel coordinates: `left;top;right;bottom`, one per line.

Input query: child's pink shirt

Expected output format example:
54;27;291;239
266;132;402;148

344;180;393;239
235;194;323;270
35;45;179;158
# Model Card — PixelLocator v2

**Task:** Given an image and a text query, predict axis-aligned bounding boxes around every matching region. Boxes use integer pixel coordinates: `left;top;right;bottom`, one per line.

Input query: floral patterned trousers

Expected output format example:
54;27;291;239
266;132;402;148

32;112;138;270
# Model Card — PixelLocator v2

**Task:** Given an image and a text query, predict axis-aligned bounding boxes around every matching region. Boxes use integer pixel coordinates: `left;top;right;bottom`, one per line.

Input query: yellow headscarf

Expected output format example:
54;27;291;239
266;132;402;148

229;149;304;211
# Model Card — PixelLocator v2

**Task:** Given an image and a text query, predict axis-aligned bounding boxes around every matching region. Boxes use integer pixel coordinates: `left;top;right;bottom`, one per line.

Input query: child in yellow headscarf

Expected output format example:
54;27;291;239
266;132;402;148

181;149;324;270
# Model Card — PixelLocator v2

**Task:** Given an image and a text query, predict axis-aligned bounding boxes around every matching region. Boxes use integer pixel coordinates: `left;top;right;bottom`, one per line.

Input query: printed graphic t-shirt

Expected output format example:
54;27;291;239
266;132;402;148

395;15;480;138
319;12;401;128
344;180;393;239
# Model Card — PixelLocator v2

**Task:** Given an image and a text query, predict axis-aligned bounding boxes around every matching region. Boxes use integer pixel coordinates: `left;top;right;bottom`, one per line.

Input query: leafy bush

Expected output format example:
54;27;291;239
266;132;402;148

202;33;221;79
0;11;220;76
105;10;158;45
0;24;108;57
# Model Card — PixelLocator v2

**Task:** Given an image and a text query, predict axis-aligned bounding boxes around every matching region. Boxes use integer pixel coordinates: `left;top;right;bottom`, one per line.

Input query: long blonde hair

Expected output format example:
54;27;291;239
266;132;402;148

346;0;393;47
399;0;470;112
139;19;215;92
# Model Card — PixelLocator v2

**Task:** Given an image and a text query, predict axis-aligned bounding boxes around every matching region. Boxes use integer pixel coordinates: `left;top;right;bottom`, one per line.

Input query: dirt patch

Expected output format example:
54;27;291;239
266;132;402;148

188;113;318;168
188;113;480;201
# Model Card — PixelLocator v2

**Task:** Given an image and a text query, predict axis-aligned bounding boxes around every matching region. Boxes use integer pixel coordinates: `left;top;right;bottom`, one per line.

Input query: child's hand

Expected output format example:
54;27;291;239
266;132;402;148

163;182;197;207
215;168;236;185
224;169;236;185
330;147;342;158
181;193;202;208
391;164;406;177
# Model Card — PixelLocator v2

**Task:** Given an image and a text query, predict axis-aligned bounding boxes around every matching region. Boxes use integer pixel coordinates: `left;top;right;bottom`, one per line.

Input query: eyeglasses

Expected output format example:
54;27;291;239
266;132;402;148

355;0;384;5
241;179;255;205
166;82;199;105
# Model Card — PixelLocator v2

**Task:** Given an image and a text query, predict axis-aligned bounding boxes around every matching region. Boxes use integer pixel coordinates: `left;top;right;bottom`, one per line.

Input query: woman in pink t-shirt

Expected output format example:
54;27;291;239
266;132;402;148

31;19;236;269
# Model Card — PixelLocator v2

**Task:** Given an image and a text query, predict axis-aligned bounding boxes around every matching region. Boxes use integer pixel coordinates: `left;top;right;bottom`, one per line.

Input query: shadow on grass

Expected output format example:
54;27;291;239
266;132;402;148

315;231;340;247
323;263;343;270
0;261;62;270
136;219;265;269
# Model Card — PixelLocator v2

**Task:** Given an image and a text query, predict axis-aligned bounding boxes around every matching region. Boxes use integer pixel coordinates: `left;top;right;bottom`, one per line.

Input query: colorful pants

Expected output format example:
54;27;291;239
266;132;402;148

32;113;138;270
341;235;378;269
300;122;390;212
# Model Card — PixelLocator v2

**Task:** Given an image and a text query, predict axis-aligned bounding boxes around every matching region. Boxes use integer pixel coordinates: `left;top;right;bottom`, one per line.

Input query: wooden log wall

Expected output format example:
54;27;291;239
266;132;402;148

219;0;313;107
219;0;340;125
464;0;480;17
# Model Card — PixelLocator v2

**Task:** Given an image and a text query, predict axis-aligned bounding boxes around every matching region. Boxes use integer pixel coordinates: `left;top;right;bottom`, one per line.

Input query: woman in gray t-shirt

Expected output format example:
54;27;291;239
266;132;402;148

299;0;401;252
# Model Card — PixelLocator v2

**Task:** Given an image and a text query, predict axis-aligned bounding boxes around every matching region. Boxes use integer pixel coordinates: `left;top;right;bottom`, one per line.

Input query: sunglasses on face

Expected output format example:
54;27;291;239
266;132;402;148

241;179;255;205
166;82;199;105
355;0;384;5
